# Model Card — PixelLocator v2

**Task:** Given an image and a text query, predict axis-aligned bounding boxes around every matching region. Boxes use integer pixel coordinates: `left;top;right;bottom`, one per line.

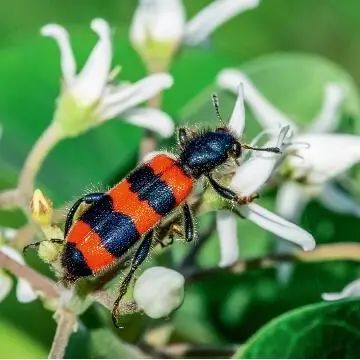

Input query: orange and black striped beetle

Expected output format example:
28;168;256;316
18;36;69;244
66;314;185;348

26;96;280;327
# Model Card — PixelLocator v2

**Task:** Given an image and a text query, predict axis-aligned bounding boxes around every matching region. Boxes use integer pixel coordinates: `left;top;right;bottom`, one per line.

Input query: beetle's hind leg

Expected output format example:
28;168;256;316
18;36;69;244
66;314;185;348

112;229;154;328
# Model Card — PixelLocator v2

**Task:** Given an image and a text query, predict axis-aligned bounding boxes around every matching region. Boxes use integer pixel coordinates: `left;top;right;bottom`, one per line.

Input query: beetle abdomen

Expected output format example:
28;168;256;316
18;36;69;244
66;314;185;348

64;154;193;277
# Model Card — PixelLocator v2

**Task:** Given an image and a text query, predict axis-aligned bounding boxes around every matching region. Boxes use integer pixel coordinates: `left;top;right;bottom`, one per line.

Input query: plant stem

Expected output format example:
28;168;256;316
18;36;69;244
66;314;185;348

48;310;77;359
18;121;63;206
0;188;20;209
184;242;360;282
138;91;163;161
0;251;60;299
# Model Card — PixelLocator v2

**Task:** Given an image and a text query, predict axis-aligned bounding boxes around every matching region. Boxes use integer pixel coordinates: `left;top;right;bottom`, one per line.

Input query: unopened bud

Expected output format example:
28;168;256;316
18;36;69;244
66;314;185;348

133;266;185;319
130;0;185;71
30;189;53;226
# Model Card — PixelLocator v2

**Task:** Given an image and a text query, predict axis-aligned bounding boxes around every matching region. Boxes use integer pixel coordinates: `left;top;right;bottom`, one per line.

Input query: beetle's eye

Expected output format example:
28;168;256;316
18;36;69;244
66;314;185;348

231;142;242;158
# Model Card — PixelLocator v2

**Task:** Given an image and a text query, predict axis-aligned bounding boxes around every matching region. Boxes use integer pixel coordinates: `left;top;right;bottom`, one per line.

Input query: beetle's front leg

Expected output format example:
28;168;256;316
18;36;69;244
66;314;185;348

207;174;258;205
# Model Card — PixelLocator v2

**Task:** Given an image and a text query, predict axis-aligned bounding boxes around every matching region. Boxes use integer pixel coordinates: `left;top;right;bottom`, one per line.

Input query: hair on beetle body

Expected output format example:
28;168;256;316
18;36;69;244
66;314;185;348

24;93;281;328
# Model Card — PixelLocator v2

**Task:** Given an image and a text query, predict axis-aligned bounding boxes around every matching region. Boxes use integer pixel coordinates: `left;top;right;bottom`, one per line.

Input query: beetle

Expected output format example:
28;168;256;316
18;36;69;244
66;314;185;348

25;95;280;327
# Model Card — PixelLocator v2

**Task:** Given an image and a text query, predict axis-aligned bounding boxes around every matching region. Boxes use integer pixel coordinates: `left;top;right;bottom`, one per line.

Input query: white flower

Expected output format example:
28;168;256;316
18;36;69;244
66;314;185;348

130;0;260;66
184;0;260;46
217;68;360;220
133;266;184;318
322;279;360;301
285;133;360;184
0;245;37;303
215;89;315;267
42;18;174;137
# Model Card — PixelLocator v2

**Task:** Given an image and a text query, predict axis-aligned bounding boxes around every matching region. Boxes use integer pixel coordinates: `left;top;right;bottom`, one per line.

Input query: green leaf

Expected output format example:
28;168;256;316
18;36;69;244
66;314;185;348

0;318;48;358
173;261;359;345
88;328;146;358
237;299;360;358
181;53;360;136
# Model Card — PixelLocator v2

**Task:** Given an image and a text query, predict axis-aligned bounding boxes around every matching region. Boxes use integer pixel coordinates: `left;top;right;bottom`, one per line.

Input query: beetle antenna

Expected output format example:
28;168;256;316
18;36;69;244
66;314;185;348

243;144;281;154
211;93;225;125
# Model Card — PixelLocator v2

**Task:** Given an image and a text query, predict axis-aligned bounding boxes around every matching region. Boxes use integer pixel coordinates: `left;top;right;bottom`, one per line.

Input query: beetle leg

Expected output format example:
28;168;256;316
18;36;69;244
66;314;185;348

112;229;154;328
207;174;258;204
64;192;104;236
23;238;64;254
182;203;195;242
178;127;190;147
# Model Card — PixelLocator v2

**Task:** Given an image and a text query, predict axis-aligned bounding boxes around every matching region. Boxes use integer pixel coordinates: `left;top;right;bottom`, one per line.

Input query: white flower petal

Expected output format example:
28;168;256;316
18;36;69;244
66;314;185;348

16;278;37;303
71;19;112;106
184;0;260;46
216;210;239;267
2;227;17;240
230;155;276;196
287;134;360;184
0;271;13;302
41;24;76;84
0;245;25;265
133;266;184;319
230;126;288;196
239;203;316;251
228;84;245;137
322;279;360;301
130;0;186;45
121;107;175;138
318;183;360;217
276;181;310;221
307;83;346;134
100;73;173;119
217;69;297;131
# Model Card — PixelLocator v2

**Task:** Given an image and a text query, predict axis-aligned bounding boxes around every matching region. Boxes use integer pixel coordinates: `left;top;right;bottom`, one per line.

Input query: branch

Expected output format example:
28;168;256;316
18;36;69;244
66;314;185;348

48;310;77;359
18;121;62;204
0;251;60;299
0;188;20;209
142;342;237;358
184;242;360;282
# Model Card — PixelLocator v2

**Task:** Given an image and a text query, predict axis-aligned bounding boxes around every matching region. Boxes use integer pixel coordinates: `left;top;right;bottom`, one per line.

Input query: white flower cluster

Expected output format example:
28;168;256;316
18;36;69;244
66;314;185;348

43;18;174;137
1;0;358;319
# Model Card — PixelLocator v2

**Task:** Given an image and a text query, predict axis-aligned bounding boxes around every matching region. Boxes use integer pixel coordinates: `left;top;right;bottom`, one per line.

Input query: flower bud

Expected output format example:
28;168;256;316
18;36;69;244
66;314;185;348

133;266;185;318
30;189;53;226
130;0;185;71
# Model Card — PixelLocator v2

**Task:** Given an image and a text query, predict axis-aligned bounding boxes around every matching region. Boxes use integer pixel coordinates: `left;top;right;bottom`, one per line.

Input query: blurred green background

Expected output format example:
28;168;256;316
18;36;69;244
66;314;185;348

0;0;359;358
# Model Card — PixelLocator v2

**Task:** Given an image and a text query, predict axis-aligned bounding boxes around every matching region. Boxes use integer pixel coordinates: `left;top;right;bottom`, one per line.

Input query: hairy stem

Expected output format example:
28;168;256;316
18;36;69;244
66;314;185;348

0;251;60;299
48;310;77;359
18;121;63;206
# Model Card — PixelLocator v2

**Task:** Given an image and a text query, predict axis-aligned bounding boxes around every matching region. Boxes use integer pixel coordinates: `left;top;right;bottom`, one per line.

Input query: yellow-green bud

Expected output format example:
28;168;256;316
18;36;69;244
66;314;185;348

30;189;53;226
